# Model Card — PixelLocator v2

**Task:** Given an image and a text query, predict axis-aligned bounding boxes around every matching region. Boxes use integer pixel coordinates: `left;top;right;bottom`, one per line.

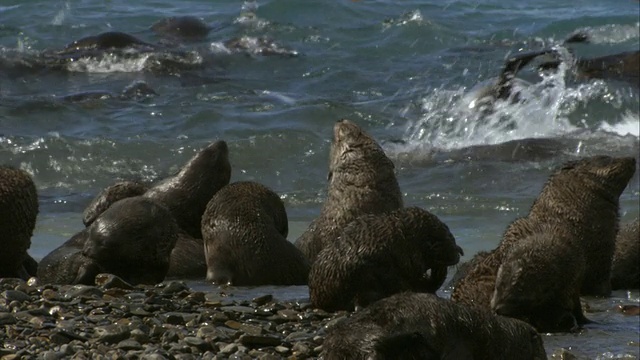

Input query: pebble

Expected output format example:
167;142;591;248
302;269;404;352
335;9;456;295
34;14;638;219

0;281;350;359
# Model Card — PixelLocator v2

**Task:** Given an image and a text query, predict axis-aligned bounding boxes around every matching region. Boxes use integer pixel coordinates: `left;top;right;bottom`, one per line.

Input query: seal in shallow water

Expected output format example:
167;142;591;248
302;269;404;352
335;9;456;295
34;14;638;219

321;292;547;360
38;196;178;285
452;156;636;307
611;217;640;290
0;166;39;280
201;181;309;286
309;206;462;311
83;180;149;227
491;223;589;333
294;119;403;264
80;196;179;285
143;140;231;240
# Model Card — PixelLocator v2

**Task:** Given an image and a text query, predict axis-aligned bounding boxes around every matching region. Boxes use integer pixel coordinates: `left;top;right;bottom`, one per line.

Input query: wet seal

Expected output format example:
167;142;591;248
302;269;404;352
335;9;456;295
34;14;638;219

202;181;309;286
295;119;403;264
321;292;547;360
0;166;39;280
309;207;462;311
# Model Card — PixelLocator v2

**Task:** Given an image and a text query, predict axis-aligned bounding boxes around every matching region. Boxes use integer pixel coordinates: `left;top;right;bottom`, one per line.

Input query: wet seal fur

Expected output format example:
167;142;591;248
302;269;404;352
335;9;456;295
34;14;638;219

452;156;636;308
201;181;309;286
294;119;403;264
0;166;39;279
39;197;178;285
611;218;640;290
309;207;462;311
144;140;231;240
321;292;547;360
491;223;589;332
83;180;149;227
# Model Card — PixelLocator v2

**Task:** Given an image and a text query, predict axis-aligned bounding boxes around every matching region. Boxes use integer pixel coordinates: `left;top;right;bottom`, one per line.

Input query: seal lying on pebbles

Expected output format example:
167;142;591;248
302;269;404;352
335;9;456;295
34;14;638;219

144;140;231;240
0;166;39;280
309;207;462;311
38;196;178;285
491;224;589;332
452;156;636;307
611;218;640;290
79;179;205;279
321;292;547;360
295;119;403;264
201;181;309;286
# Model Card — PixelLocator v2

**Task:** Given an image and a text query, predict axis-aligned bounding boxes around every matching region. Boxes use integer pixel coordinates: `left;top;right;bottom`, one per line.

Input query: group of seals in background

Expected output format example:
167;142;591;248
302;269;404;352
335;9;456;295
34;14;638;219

474;31;639;110
1;117;639;359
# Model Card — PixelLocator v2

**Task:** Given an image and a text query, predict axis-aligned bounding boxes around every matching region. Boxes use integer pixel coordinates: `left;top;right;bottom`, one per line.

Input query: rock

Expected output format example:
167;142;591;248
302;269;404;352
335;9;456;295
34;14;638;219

239;335;282;347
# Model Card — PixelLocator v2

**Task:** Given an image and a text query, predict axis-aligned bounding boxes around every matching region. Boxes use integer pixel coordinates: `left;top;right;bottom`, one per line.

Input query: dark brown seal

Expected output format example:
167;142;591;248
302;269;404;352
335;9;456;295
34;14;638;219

60;32;156;54
143;140;231;240
151;16;211;41
309;207;462;311
321;292;547;360
611;218;639;290
295;119;403;264
38;197;178;285
201;181;309;286
0;166;39;279
83;180;149;226
452;156;636;307
491;224;589;333
81;179;205;279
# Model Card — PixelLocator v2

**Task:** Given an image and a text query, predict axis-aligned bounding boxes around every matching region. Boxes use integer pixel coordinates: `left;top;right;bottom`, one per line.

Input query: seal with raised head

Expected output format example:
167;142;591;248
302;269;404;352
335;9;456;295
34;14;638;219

611;217;639;290
295;119;403;264
491;223;589;333
0;166;39;279
309;206;462;311
452;156;636;307
38;196;178;285
321;292;547;360
201;181;309;286
144;140;231;240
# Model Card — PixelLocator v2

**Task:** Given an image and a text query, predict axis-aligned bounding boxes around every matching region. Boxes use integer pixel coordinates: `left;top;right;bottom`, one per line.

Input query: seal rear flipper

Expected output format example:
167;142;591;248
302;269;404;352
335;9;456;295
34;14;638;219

73;261;102;285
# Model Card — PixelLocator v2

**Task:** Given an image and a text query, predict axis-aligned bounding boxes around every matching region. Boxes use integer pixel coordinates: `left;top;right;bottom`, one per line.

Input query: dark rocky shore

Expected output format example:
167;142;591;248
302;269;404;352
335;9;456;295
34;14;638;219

0;276;342;360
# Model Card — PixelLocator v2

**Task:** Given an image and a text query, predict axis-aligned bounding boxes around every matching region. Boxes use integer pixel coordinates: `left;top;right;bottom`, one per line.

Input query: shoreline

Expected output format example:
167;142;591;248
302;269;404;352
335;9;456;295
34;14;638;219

1;275;639;359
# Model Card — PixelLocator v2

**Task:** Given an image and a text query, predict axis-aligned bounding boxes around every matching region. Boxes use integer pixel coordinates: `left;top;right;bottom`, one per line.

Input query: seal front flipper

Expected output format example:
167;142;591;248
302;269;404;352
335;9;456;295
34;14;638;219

73;261;102;285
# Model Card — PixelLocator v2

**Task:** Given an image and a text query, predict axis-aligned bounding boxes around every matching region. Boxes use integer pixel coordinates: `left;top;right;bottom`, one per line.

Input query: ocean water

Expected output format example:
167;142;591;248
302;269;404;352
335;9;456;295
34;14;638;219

1;0;639;358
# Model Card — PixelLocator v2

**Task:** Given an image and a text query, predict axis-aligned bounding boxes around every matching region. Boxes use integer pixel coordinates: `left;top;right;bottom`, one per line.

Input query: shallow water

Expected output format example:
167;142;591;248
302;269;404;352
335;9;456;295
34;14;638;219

1;0;639;358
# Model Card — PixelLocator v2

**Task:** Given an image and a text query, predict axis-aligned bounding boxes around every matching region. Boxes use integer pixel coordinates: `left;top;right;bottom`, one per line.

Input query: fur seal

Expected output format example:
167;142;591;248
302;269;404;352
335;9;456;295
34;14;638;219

0;166;39;280
321;292;547;360
295;119;403;264
151;16;211;41
611;218;639;290
83;180;149;227
201;181;309;286
143;140;231;240
59;32;156;54
452;156;636;307
38;196;178;285
491;223;589;332
309;206;462;311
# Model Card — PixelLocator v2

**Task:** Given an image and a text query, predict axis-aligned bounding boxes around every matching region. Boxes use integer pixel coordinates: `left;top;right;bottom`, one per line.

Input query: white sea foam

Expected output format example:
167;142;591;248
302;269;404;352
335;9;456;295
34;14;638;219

66;53;152;73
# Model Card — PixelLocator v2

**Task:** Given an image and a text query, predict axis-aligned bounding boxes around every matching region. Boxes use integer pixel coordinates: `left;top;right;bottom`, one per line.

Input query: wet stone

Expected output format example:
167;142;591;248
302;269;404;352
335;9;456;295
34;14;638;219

95;324;131;344
161;281;189;295
276;309;300;321
239;334;282;348
0;313;17;325
64;285;103;299
183;336;209;352
117;339;143;351
2;290;31;302
220;306;255;314
95;274;134;290
251;294;273;306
